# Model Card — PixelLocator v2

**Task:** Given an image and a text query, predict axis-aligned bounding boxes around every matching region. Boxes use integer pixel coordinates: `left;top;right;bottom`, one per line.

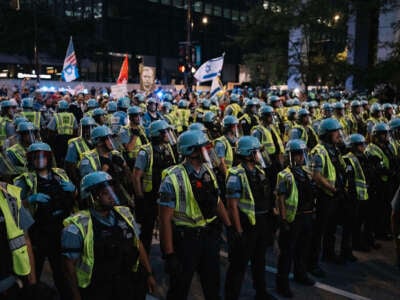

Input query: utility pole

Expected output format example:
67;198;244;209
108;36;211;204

33;2;40;84
185;0;192;90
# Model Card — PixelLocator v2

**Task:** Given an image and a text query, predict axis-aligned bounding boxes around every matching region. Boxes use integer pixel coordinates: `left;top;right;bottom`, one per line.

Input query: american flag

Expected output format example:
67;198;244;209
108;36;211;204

62;37;79;82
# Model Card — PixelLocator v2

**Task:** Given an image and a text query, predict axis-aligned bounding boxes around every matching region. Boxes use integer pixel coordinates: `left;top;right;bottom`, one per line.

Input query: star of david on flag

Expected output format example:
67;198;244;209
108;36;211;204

194;54;225;83
62;36;79;82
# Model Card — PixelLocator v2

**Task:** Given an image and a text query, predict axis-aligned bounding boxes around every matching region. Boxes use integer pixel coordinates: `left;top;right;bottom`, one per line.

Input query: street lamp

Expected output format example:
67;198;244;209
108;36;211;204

333;14;340;22
202;16;208;24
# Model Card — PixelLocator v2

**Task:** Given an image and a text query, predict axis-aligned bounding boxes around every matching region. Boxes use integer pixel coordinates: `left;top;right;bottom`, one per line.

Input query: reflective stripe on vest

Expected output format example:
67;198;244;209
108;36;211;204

21;111;40;129
226;103;241;117
81;150;102;172
215;136;233;169
311;144;336;196
227;164;256;225
365;143;390;182
55;112;74;135
270;125;285;153
162;164;218;227
252;125;275;155
343;152;368;200
7;143;27;166
0;117;12;147
68;137;90;160
0;183;31;276
140;143;176;193
63;207;140;288
123;125;148;159
276;167;298;223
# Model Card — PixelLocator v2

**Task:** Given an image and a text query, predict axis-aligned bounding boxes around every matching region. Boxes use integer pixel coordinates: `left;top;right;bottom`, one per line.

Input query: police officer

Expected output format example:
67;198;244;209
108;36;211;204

366;103;383;141
0;157;37;299
225;136;275;300
62;171;156;300
80;125;132;207
92;108;108;126
312;103;332;133
383;103;395;122
252;106;285;185
159;130;231;300
346;100;366;135
133;120;176;254
342;134;370;259
6;121;39;172
85;98;99;117
21;97;45;133
365;123;397;241
392;183;400;270
0;99;18;150
289;108;318;150
309;118;346;277
276;139;315;298
120;106;149;169
142;98;163;130
239;99;259;136
224;94;242;117
65;116;97;187
333;102;350;137
110;97;130;134
283;108;298;143
14;142;75;299
203;111;222;140
176;99;190;133
47;100;78;166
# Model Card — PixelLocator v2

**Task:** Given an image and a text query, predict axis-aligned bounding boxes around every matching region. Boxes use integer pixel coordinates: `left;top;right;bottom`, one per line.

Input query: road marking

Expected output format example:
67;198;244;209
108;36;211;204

220;251;371;300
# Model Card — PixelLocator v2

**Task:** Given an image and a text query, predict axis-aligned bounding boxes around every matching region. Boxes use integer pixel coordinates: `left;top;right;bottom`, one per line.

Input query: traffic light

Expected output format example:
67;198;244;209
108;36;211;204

178;64;186;73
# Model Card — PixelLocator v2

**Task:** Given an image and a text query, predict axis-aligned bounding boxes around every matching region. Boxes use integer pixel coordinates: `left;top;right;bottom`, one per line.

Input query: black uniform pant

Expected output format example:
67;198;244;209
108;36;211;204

225;214;272;300
277;213;313;280
340;195;358;254
167;226;220;300
136;192;158;255
30;229;68;300
353;200;369;247
309;193;338;268
373;181;393;237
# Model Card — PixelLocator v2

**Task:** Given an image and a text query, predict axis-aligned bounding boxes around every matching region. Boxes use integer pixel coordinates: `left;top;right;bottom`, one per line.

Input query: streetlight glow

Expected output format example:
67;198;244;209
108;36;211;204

202;16;208;24
333;14;340;22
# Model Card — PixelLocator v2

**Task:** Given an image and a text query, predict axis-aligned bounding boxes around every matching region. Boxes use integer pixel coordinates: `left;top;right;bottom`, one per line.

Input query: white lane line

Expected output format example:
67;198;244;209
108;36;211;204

220;251;371;300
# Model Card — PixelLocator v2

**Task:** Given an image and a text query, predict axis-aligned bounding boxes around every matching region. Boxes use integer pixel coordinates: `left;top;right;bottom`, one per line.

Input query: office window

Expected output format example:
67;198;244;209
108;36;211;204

173;0;183;8
204;3;212;15
161;0;171;5
93;1;103;19
148;0;159;3
193;1;203;13
232;10;239;21
223;7;231;19
240;12;247;23
213;5;221;17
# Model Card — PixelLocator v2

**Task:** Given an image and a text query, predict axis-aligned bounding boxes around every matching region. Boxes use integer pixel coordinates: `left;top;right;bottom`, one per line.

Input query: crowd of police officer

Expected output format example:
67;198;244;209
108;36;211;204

0;87;400;300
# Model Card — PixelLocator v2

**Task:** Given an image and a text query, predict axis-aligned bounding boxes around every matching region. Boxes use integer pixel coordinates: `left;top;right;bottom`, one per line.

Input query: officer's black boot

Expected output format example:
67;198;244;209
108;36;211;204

275;275;293;298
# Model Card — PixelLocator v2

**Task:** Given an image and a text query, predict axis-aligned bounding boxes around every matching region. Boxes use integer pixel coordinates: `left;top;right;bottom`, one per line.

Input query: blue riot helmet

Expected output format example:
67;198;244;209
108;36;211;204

163;93;173;103
285;139;308;167
107;101;117;113
117;97;130;111
21;98;34;109
202;100;211;109
318;117;342;136
80;116;97;141
297;108;310;124
127;106;142;125
87;98;99;110
222;115;239;137
292;98;301;106
178;99;188;108
161;102;173;114
147;97;159;112
80;171;119;206
268;95;280;107
14;116;29;129
58;100;69;112
230;93;240;104
287;108;297;121
149;120;177;145
245;99;258;114
27;142;53;170
91;125;116;150
17;121;39;146
372;122;390;144
370;103;383;117
321;103;333;117
204;111;217;124
346;133;366;151
92;108;107;118
236;136;268;168
189;122;207;133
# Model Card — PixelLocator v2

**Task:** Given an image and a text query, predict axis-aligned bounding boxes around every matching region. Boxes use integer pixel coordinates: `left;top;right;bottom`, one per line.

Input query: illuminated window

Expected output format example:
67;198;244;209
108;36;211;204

193;1;203;13
204;3;212;15
232;10;239;21
213;5;221;16
173;0;183;8
223;8;231;19
161;0;171;5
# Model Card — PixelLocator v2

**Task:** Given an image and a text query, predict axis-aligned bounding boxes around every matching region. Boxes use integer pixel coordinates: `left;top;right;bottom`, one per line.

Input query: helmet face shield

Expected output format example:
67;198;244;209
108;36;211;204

200;144;214;169
288;150;309;167
253;149;267;169
31;151;51;169
102;135;116;151
81;125;95;140
165;128;177;146
21;130;38;146
231;124;240;138
95;184;120;206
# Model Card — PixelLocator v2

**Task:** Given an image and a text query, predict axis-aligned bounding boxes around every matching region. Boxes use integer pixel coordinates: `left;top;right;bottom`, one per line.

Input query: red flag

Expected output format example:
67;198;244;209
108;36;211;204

117;55;129;84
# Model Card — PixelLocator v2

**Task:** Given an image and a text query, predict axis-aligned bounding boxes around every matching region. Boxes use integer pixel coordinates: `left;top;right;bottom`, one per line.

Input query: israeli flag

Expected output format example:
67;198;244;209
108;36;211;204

194;54;224;83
